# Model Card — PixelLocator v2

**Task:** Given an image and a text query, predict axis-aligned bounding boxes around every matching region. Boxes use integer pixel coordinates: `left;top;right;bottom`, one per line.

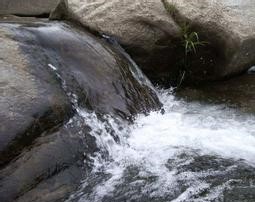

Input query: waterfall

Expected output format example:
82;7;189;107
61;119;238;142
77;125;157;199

102;34;155;90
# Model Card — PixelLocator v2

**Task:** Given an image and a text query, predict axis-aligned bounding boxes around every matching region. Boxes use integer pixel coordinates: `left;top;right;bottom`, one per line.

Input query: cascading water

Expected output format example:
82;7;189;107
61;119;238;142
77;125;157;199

45;27;255;202
65;88;255;202
2;18;255;202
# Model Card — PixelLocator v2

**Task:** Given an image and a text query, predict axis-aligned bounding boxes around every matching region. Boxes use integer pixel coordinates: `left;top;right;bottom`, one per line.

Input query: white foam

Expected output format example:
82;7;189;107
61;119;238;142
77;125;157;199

74;89;255;201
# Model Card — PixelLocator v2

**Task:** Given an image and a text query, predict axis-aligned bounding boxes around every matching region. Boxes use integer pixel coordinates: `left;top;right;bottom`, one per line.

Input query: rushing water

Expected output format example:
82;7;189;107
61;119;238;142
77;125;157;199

66;88;255;202
45;23;255;202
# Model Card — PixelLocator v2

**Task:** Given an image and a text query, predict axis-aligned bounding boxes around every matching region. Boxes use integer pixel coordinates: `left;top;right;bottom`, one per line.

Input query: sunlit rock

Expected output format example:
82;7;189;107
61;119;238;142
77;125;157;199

62;0;255;84
0;0;59;16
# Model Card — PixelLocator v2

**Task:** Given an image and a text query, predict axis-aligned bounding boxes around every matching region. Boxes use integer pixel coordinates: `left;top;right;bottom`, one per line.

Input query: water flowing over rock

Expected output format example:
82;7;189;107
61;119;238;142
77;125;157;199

1;1;255;202
0;18;160;202
62;0;255;84
66;87;255;202
0;0;60;16
52;0;181;84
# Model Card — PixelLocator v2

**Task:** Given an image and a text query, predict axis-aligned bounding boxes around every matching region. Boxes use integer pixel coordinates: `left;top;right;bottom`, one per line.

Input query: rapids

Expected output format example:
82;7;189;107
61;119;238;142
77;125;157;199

67;89;255;202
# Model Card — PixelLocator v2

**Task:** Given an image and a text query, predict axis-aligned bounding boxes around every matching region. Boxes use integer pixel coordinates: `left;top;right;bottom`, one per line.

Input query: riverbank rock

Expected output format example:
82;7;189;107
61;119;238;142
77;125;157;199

0;18;160;202
63;0;255;84
177;73;255;115
166;0;255;82
0;0;59;16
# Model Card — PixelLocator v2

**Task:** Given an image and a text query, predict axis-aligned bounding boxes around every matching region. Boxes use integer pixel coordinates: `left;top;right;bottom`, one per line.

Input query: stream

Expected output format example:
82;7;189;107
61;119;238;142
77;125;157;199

1;1;255;201
65;88;255;202
13;20;255;202
0;20;254;202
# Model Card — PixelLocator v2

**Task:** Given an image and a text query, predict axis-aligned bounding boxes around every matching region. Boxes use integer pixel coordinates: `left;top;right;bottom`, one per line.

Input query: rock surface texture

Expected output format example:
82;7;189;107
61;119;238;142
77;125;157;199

177;73;255;115
0;18;160;202
0;0;59;16
168;0;255;81
63;0;255;83
0;23;73;166
60;0;181;84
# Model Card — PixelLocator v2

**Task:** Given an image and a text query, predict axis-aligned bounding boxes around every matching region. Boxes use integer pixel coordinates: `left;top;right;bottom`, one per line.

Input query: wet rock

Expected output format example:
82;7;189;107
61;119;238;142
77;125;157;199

0;18;161;202
224;187;255;202
0;116;96;202
0;0;59;17
176;74;255;114
9;20;160;119
0;25;73;165
16;166;84;202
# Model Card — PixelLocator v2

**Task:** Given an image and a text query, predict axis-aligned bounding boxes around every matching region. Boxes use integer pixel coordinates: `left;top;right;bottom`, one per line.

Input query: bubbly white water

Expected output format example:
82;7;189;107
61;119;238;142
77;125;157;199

68;89;255;202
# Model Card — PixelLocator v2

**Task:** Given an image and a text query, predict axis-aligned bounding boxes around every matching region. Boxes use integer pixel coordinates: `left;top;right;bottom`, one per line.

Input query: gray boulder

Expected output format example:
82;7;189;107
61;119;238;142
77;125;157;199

63;0;255;83
166;0;255;81
0;0;59;16
0;24;73;165
55;0;181;84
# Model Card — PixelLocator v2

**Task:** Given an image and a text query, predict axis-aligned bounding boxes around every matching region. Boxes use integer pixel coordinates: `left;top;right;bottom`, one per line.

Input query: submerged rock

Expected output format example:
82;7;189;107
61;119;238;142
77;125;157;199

63;0;255;84
0;18;160;202
0;0;59;16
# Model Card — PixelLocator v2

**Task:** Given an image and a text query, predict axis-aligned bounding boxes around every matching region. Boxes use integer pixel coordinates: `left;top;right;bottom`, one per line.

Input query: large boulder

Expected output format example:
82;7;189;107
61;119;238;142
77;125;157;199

62;0;255;84
65;0;179;51
166;0;255;82
11;20;160;118
57;0;180;84
0;24;73;166
0;0;59;16
0;18;160;202
0;122;94;202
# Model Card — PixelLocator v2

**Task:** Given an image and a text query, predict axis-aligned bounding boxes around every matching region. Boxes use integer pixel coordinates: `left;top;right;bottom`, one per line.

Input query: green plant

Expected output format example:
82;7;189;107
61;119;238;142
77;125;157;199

177;23;207;87
162;0;208;87
181;23;207;56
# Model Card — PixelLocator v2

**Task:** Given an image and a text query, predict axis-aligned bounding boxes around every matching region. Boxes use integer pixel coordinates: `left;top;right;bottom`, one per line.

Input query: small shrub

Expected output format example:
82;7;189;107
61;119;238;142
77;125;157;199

181;23;207;56
162;0;208;87
177;23;208;87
